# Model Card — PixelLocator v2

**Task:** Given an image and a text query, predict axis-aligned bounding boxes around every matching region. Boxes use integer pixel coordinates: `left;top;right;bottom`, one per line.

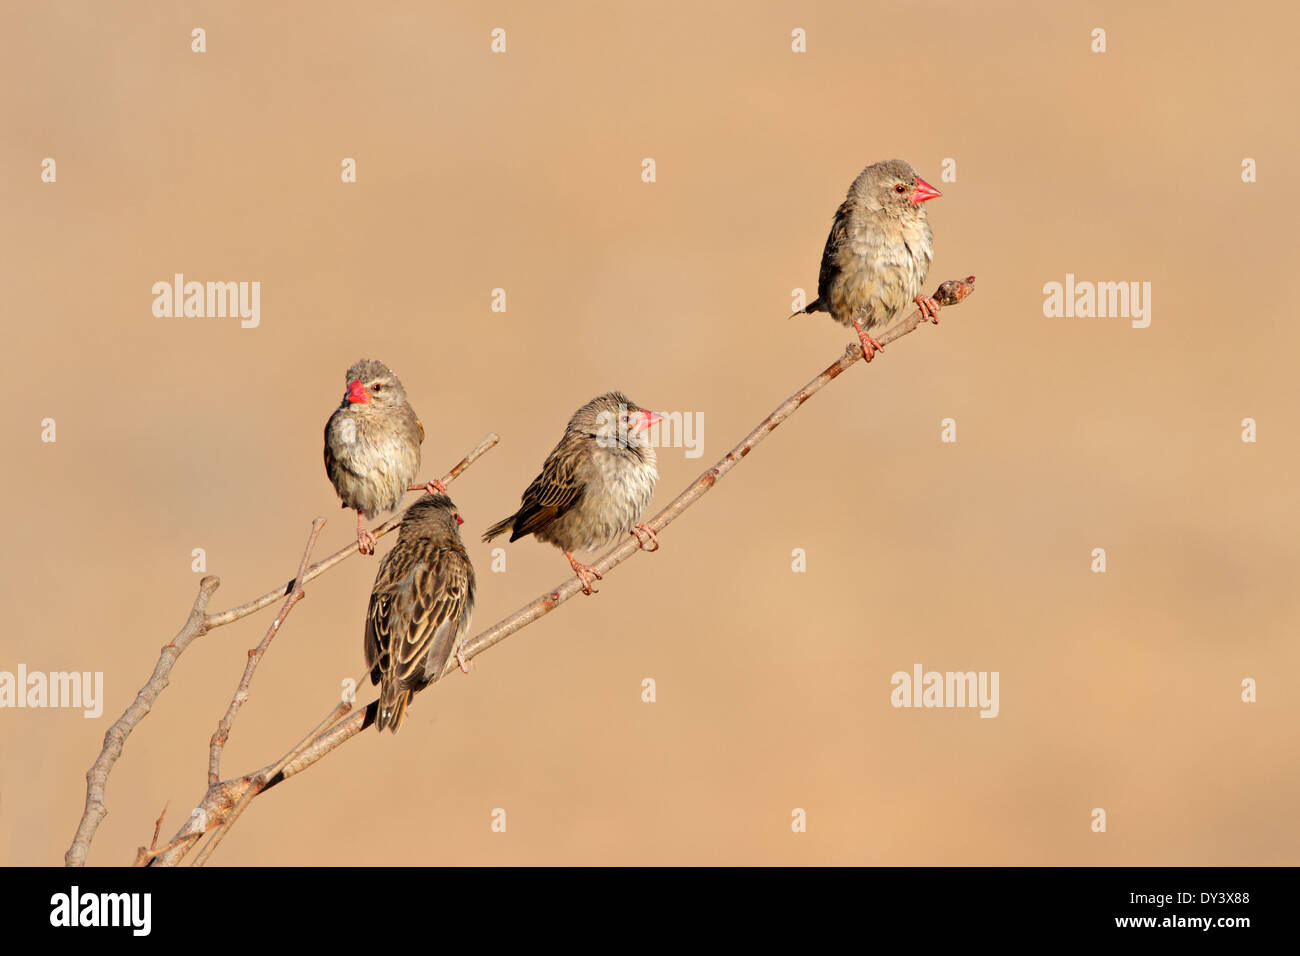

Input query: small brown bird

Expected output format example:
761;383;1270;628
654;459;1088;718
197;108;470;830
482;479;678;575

483;392;661;595
791;158;941;361
365;494;475;733
323;359;444;554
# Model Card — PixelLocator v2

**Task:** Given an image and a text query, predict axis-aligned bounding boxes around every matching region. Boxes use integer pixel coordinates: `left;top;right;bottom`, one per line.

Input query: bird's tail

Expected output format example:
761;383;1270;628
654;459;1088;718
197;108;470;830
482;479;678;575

788;297;825;319
376;682;411;733
481;515;514;543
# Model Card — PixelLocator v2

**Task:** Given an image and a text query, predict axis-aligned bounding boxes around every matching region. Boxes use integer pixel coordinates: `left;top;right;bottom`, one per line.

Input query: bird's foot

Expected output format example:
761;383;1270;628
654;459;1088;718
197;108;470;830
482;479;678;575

355;514;377;556
456;643;472;674
409;479;448;496
853;320;884;362
566;551;603;596
630;523;660;552
915;294;941;324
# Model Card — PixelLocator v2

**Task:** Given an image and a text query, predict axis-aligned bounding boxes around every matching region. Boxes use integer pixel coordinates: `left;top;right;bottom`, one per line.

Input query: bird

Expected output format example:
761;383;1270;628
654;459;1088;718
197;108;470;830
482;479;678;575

364;493;475;733
323;359;444;554
483;391;662;595
791;158;942;361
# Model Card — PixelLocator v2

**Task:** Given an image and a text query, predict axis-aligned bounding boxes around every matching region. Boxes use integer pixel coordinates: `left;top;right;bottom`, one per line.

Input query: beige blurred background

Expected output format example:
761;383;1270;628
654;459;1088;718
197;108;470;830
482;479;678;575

2;0;1297;866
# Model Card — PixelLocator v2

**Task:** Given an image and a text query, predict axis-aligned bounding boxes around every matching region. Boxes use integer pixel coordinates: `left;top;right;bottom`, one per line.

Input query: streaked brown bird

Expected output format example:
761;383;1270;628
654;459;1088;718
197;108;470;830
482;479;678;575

483;391;662;595
791;158;941;361
323;359;444;554
365;493;475;733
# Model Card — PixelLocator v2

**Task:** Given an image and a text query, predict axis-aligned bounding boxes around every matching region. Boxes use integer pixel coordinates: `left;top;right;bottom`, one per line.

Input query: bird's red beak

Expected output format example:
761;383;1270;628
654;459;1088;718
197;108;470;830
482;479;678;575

346;379;370;404
631;410;663;433
910;176;942;205
454;514;464;526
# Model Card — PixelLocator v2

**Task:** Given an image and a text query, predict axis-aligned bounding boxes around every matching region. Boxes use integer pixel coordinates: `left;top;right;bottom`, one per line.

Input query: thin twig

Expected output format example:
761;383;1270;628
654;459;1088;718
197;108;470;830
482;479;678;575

151;802;168;850
191;672;364;866
64;435;499;867
207;517;326;786
130;802;171;866
65;576;221;867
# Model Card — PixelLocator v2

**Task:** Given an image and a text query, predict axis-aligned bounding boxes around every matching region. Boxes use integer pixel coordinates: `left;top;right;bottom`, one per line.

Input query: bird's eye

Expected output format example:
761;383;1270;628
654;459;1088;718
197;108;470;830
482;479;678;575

371;382;382;392
895;183;907;194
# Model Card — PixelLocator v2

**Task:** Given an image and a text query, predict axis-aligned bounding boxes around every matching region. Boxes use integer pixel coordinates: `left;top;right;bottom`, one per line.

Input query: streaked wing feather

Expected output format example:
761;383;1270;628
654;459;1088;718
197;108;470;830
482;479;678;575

509;448;585;540
368;547;473;694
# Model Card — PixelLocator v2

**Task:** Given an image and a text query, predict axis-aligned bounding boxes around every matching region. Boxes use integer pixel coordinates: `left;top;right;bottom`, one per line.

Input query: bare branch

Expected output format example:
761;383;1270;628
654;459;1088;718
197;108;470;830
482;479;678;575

65;434;500;866
64;575;221;867
188;668;366;866
130;802;170;866
207;517;326;785
151;277;979;859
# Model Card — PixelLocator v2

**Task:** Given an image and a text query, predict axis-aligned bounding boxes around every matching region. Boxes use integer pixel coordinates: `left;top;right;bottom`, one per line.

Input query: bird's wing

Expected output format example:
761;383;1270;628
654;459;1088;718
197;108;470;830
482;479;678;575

398;401;424;446
366;547;474;690
364;546;408;684
816;200;852;301
507;445;586;541
323;408;353;479
323;407;374;481
323;419;335;475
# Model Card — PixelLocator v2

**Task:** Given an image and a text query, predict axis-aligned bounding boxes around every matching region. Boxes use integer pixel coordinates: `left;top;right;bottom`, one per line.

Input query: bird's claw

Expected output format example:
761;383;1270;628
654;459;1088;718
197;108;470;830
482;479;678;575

575;566;603;595
354;511;378;555
915;294;941;324
853;321;884;362
631;523;660;552
456;644;472;674
410;479;448;496
566;552;603;595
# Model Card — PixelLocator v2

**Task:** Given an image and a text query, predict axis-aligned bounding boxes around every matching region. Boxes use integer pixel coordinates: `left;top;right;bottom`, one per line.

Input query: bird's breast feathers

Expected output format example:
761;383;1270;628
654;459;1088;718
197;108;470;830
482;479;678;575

540;445;657;553
827;215;933;328
325;409;421;514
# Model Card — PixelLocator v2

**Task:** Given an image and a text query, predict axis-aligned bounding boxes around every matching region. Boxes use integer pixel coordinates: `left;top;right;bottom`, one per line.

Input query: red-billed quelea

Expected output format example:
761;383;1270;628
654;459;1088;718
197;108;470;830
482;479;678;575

791;159;941;361
483;392;662;595
365;494;475;733
324;359;445;555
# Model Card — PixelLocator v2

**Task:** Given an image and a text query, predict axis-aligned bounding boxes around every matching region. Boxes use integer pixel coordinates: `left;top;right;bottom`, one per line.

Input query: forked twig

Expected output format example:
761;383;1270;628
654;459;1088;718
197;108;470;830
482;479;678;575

65;434;500;866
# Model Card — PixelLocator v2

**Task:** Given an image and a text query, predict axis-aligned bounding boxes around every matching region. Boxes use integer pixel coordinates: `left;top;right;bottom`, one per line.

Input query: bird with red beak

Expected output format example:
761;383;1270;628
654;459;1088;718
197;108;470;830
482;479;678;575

483;392;662;595
323;359;445;555
791;158;941;362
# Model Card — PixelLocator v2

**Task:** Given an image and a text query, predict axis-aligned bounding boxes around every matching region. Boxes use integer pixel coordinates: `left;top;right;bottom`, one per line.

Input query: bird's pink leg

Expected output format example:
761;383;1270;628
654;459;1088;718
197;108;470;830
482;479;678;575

455;642;472;674
852;319;885;362
565;550;603;595
914;294;941;324
355;512;377;555
408;480;448;496
630;523;660;552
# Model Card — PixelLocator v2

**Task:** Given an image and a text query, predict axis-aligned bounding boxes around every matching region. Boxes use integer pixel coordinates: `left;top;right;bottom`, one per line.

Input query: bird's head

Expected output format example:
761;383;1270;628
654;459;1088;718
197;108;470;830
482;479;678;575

342;359;408;410
580;392;663;450
401;494;466;539
854;159;941;217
